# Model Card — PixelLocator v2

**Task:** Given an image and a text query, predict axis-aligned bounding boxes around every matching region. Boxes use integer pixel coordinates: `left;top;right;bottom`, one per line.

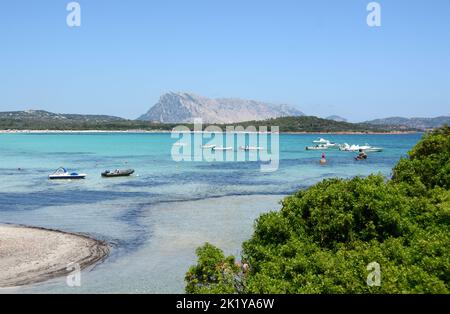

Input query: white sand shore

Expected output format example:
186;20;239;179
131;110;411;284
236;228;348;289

0;225;109;288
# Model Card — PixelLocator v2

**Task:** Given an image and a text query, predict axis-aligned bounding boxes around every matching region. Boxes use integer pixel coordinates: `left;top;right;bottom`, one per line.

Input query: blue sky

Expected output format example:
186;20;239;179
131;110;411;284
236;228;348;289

0;0;449;121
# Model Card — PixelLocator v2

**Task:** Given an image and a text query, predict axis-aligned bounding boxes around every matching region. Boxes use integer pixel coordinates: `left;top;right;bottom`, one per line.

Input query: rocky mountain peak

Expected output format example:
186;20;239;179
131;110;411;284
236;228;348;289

138;92;304;123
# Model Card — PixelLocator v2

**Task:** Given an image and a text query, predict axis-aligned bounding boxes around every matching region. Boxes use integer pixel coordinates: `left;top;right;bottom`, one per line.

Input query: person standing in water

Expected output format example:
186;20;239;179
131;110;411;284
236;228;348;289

355;149;368;160
320;152;327;164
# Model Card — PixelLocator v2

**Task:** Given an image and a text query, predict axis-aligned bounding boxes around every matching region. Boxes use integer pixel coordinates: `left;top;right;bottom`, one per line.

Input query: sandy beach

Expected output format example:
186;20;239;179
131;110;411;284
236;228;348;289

0;225;109;288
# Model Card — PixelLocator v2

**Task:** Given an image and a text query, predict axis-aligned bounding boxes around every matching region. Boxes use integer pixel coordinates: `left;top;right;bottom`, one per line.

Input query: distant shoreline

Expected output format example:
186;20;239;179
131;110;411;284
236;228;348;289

0;129;421;135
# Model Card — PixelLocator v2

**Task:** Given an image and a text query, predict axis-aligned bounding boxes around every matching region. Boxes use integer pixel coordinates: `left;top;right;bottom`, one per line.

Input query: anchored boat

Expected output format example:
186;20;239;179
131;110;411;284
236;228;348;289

306;144;329;150
101;169;135;178
313;138;330;144
306;139;337;150
213;146;233;151
48;167;86;180
239;146;263;151
201;144;216;149
339;143;383;152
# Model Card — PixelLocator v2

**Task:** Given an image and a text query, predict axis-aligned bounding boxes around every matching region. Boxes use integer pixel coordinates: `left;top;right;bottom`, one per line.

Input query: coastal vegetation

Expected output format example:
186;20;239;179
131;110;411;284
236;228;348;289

0;110;417;133
0;110;178;131
365;116;450;131
185;126;450;293
225;116;413;133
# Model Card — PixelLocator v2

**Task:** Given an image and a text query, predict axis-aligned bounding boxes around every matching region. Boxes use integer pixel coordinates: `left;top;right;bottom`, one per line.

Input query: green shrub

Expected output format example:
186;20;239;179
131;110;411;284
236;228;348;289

185;126;450;294
185;243;242;294
393;125;450;190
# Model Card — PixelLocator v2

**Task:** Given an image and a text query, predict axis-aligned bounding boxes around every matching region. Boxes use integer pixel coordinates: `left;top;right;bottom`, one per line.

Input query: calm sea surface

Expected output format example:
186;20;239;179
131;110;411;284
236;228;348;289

0;133;421;293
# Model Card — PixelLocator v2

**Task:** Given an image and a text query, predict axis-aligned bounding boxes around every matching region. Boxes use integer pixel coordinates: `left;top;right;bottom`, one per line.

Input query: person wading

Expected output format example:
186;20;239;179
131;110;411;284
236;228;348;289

320;152;327;164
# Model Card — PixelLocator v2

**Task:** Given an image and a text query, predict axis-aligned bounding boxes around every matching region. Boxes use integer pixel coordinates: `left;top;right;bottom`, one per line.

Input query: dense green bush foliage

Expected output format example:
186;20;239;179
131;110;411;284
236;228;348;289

185;243;242;294
186;126;450;294
393;125;450;190
241;177;449;293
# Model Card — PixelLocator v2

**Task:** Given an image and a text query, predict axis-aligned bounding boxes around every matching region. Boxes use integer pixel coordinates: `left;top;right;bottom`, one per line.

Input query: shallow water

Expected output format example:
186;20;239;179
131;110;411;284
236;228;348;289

0;132;421;293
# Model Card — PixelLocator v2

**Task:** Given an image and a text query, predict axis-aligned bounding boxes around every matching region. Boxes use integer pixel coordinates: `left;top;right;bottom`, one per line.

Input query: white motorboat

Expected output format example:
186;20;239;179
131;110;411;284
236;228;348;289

339;143;383;152
313;138;330;144
339;143;353;151
201;144;216;149
363;147;383;152
213;146;233;151
340;143;360;151
306;144;329;150
306;139;338;150
48;167;86;180
309;138;338;149
324;142;338;148
239;146;264;151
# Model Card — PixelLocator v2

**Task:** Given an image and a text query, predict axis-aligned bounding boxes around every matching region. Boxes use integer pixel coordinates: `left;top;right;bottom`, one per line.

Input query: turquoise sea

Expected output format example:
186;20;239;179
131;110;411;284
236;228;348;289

0;132;422;293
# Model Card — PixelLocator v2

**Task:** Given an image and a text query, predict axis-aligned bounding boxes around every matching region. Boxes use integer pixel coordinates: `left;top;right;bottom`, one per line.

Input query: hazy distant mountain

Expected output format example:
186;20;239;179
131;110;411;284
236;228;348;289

326;115;347;122
0;110;125;122
137;92;304;123
365;116;450;130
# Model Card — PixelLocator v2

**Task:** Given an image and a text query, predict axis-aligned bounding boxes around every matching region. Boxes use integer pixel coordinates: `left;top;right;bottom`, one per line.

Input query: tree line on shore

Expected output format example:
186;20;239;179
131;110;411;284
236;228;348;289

0;115;417;133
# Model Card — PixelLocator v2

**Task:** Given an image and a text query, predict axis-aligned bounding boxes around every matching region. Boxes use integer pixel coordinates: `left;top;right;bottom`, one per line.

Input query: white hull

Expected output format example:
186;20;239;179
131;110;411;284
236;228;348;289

201;144;216;149
339;143;383;152
49;174;87;180
306;146;328;150
313;138;330;144
213;147;233;151
239;146;263;151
